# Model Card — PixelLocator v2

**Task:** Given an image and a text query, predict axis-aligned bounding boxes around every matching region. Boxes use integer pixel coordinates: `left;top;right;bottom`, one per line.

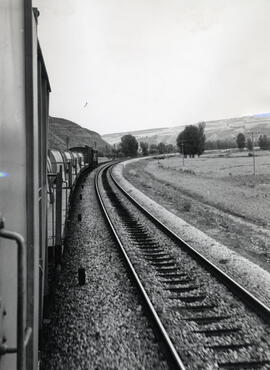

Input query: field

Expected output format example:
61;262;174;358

123;150;270;273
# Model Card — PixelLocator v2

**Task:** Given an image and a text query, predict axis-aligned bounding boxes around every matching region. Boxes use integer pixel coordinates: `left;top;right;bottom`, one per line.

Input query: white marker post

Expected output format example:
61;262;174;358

251;132;255;176
181;142;184;167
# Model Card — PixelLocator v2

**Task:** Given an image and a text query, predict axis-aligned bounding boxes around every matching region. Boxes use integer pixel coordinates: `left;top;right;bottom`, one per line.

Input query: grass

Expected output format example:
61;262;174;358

161;150;270;180
141;150;270;227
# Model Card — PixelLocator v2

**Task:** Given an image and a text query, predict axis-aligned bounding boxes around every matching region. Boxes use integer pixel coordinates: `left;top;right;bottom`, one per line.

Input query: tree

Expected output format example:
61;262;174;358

236;133;245;150
140;141;149;156
149;144;158;155
197;122;206;156
176;123;206;157
120;134;138;157
157;142;166;154
258;134;270;150
112;143;122;158
246;138;253;152
164;144;174;153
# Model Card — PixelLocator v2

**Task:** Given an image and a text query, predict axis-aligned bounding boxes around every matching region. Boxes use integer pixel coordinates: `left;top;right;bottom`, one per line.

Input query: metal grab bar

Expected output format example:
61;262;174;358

0;217;32;370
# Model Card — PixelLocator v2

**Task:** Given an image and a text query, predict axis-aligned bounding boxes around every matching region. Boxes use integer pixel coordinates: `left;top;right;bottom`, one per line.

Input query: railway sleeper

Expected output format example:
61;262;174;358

207;342;255;351
166;285;198;293
134;241;158;246
170;304;216;312
217;359;270;369
142;251;169;257
145;256;174;262
130;237;155;242
170;294;206;303
182;315;230;325
162;278;192;284
150;261;176;267
194;327;241;337
158;272;187;279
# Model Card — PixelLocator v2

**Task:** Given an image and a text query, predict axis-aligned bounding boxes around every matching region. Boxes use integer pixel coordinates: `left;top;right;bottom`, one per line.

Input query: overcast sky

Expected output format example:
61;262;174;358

33;0;270;135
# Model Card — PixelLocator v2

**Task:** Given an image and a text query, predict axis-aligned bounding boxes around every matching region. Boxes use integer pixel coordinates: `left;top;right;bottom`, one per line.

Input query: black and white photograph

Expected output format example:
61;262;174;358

1;1;270;369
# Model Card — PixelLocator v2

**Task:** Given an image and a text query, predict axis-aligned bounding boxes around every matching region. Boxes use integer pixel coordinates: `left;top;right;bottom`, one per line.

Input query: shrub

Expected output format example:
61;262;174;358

258;134;270;150
236;133;245;150
182;199;191;212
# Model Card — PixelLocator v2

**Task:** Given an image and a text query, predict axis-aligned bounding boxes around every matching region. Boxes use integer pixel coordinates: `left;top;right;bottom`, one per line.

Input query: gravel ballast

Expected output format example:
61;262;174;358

41;168;169;370
113;159;270;308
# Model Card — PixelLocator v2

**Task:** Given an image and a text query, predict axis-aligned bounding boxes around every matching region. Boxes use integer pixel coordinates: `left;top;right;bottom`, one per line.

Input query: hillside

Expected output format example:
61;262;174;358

102;114;270;146
49;117;111;152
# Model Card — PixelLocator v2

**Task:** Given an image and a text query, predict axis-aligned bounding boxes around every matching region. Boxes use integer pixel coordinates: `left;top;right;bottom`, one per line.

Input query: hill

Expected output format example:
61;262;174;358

102;114;270;146
49;117;111;153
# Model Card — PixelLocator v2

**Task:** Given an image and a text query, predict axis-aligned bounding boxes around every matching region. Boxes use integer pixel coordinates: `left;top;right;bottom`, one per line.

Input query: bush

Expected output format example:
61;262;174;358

182;199;191;212
258;134;270;150
236;133;245;150
246;138;253;152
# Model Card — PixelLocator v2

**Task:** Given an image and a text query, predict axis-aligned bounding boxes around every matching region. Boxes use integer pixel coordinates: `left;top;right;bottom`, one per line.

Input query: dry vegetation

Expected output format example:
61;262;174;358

123;150;270;273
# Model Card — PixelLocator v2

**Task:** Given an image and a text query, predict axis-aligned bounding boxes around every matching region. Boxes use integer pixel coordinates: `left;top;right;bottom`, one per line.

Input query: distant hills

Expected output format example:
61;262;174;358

49;117;111;152
48;114;270;152
102;115;270;146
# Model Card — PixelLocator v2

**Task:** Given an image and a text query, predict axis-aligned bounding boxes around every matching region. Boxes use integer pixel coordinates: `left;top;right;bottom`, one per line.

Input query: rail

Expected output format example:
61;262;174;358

109;166;270;324
95;163;186;370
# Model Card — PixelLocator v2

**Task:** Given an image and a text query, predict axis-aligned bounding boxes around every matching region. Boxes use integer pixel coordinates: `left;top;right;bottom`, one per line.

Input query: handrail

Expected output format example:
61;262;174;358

0;216;32;370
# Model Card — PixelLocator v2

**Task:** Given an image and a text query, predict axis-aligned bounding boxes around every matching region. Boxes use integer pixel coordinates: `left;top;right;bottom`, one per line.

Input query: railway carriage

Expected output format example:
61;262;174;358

0;4;98;370
70;146;98;168
0;5;50;370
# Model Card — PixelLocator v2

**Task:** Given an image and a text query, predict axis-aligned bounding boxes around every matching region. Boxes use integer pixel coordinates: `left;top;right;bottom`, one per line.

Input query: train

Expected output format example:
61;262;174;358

0;4;97;370
45;146;98;307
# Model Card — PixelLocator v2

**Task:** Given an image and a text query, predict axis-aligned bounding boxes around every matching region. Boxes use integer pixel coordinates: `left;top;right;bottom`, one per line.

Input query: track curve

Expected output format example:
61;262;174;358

95;162;186;370
96;161;270;369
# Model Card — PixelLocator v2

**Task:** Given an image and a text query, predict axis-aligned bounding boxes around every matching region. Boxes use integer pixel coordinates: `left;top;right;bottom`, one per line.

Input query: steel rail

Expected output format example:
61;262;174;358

109;165;270;324
95;163;186;370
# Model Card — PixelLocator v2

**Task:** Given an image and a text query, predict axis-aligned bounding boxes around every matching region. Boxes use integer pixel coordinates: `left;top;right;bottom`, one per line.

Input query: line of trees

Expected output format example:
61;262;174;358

205;133;270;152
236;133;270;151
204;139;237;150
113;135;177;158
175;124;270;157
113;127;270;159
140;142;176;156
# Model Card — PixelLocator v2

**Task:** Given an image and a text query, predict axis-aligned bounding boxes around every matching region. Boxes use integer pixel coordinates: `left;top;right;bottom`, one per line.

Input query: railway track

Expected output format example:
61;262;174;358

95;162;270;370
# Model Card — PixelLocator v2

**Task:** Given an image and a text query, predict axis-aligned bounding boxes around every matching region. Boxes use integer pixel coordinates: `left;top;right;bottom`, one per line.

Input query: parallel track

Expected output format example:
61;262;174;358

95;162;270;369
95;163;186;370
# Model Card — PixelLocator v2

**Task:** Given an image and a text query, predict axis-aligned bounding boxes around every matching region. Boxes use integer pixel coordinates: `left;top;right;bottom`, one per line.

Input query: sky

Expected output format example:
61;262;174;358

33;0;270;135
